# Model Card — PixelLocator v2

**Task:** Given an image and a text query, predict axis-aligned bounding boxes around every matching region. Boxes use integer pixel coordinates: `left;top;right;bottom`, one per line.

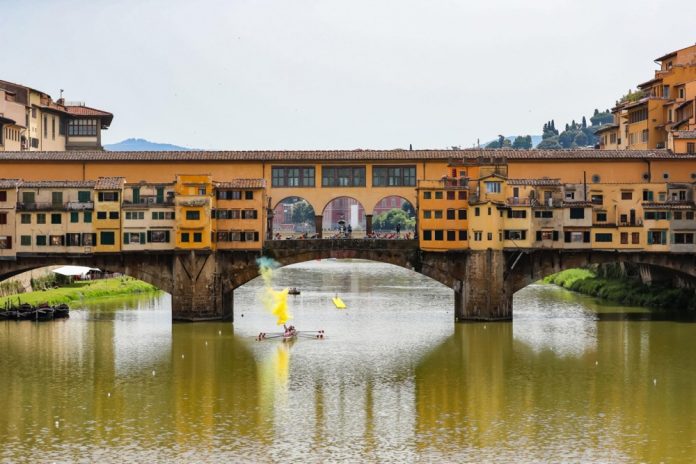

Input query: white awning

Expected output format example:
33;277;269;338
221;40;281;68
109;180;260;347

52;265;101;277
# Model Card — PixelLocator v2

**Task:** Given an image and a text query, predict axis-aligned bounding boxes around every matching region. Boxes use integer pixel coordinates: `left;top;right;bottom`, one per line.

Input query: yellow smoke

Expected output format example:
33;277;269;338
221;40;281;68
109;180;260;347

257;257;292;325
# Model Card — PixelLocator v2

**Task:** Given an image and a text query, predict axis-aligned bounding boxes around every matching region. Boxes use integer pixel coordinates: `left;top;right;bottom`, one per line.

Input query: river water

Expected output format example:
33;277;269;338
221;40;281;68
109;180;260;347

1;260;695;463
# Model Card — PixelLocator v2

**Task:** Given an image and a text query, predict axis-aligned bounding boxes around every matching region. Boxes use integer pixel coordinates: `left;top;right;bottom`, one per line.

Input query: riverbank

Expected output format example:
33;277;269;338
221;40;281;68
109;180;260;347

0;277;160;308
543;268;696;313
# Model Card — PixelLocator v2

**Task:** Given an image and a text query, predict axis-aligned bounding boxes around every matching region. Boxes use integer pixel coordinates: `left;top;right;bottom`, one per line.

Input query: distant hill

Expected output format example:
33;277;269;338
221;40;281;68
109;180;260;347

104;138;194;151
481;135;543;148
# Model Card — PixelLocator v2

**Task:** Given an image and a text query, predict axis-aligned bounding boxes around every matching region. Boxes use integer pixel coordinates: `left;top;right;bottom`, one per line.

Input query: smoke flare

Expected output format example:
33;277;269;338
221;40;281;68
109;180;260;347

256;257;292;325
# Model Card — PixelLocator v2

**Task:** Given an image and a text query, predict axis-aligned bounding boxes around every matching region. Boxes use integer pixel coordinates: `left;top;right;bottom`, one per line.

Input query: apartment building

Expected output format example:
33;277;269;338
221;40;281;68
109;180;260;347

214;179;266;250
94;177;125;253
175;175;214;250
0;179;19;258
598;44;696;152
0;80;112;152
122;181;176;251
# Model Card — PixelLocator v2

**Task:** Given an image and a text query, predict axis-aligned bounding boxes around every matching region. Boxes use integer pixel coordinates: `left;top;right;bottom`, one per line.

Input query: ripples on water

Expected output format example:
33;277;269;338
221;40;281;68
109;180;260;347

1;260;695;463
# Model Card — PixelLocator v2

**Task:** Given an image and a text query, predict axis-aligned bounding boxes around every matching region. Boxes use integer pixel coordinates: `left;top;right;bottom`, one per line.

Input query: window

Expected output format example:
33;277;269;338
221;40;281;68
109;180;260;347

688;143;695;154
423;230;432;240
49;235;64;246
641;130;648;143
679;87;686;99
67;119;98;136
591;175;601;183
123;232;146;245
621;191;632;200
595;233;613;243
687;212;694;220
272;167;315;187
148;230;170;243
36;236;47;246
83;233;96;246
434;230;443;241
219;191;241;200
487;232;493;241
644;211;669;220
245;191;254;200
658;192;666;202
446;191;455;200
242;210;258;219
434;191;443;200
565;191;575;200
0;191;6;202
446;209;455;220
322;166;366;187
433;210;443;219
591;194;603;205
181;233;190;243
534;210;553;218
564;231;590;243
474;207;480;217
508;210;527;219
43;115;47;138
76;191;91;203
484;181;501;193
132;187;141;204
458;209;467;220
459;230;467;241
423;210;432;219
70;212;79;223
98;191;119;202
447;230;456;241
51;213;62;224
193;233;202;243
20;235;31;246
596;212;607;222
125;211;145;220
647;230;667;245
620;214;628;223
628;107;648;124
52;192;63;205
458;191;467;200
52;117;55;140
674;212;682;220
536;230;558;241
84;211;92;223
474;231;482;241
243;231;259;242
67;234;81;246
569;208;585;219
503;230;527;240
372;166;416;187
37;213;46;224
198;187;207;195
186;210;201;220
423;191;432;200
620;232;628;245
21;214;31;224
673;233;694;244
642;190;654;201
488;207;492;216
0;212;6;225
109;211;119;220
0;236;11;249
100;231;115;245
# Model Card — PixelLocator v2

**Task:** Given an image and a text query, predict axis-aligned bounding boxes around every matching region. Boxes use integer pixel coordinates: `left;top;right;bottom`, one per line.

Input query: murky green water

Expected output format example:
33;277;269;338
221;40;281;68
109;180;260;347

1;260;695;463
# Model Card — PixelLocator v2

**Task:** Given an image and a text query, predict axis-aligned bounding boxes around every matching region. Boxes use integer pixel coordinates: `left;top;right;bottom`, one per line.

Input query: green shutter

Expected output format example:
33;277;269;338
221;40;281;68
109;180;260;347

70;212;79;223
123;233;129;244
662;231;667;244
165;231;170;242
140;232;146;244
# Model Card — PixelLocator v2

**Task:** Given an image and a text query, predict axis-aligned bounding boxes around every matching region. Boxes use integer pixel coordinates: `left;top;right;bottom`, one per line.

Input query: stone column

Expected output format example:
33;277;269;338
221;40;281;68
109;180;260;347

314;214;323;239
366;214;373;236
454;249;512;321
171;250;224;321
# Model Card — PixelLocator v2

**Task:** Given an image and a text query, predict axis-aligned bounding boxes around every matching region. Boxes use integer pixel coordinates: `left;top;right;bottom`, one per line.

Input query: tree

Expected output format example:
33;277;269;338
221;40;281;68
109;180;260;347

574;131;588;146
558;130;577;148
486;140;501;148
372;208;415;231
582;116;587;129
536;137;562;149
498;135;506;148
401;201;415;216
512;135;532;149
290;200;315;224
594;108;599;116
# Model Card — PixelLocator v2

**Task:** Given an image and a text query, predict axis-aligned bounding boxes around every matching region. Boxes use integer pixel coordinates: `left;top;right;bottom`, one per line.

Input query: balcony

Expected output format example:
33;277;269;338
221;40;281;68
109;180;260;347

16;201;93;211
122;199;175;208
507;197;532;206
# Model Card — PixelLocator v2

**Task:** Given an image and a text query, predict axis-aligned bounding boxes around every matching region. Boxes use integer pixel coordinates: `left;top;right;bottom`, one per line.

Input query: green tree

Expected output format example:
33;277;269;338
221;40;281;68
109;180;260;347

290;200;315;224
582;116;587;129
401;201;415;216
574;131;588;146
536;136;562;149
372;208;415;231
512;135;532;149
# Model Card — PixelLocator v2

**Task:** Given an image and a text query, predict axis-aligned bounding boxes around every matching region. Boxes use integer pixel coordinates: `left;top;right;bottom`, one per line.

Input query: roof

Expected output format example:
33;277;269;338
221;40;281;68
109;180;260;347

593;123;619;134
638;77;662;88
40;102;114;127
507;178;561;186
0;115;16;125
672;131;696;139
53;265;101;277
0;149;691;162
0;179;21;188
215;179;266;189
20;180;96;188
95;177;125;190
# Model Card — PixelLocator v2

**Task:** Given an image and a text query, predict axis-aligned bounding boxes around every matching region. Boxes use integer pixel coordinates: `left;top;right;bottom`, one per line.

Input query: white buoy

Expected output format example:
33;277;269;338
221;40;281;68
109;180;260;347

653;378;657;385
152;370;156;376
205;341;208;346
595;361;599;366
107;392;111;397
181;354;185;359
218;330;222;335
484;325;487;329
55;421;59;428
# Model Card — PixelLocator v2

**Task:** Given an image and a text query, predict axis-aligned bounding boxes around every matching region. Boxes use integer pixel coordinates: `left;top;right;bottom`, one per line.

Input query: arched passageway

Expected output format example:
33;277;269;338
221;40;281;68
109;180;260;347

322;197;366;238
272;196;317;239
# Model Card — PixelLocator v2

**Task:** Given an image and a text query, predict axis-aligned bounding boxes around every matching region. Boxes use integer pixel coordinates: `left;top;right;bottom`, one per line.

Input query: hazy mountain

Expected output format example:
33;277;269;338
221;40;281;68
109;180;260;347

104;138;194;151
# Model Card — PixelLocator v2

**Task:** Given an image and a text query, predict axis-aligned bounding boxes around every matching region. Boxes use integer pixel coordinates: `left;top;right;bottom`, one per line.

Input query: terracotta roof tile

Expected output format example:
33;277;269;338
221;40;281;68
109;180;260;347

0;178;21;188
507;178;561;186
215;179;266;189
95;177;125;190
672;131;696;139
20;180;96;188
0;149;690;162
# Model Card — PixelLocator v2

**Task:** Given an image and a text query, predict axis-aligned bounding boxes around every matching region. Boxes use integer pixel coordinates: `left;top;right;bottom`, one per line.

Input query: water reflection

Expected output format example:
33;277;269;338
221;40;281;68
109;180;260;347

1;261;696;462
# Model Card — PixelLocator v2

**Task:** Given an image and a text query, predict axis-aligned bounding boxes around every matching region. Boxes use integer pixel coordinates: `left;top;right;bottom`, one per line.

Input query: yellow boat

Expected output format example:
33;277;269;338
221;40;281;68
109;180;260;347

332;297;346;309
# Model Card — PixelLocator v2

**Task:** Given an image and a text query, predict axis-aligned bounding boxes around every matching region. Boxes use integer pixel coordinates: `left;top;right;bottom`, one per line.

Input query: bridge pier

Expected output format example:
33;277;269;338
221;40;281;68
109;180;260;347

171;250;227;321
454;249;512;321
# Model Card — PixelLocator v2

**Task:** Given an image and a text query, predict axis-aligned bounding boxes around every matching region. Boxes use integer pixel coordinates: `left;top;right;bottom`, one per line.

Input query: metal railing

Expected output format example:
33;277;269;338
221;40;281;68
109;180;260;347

16;201;93;211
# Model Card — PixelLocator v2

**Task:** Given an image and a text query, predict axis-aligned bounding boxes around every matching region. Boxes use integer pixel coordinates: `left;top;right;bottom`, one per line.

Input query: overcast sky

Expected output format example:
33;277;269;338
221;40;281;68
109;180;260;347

2;0;695;149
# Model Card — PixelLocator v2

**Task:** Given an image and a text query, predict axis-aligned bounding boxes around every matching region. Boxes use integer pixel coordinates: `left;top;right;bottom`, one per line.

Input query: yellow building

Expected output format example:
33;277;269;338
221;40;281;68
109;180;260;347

468;173;508;251
417;177;469;251
214;179;267;250
0;179;19;257
15;180;96;253
175;175;214;250
0;79;113;152
94;177;125;253
122;181;176;251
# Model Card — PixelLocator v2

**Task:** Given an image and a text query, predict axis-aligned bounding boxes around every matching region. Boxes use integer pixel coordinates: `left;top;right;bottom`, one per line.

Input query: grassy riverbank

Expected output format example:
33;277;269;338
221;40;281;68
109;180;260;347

543;268;696;312
0;277;160;308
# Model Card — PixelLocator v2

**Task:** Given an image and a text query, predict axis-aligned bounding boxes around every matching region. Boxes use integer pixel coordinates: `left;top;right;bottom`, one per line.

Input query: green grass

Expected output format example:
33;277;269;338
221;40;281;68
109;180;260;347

544;268;696;313
0;276;160;308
